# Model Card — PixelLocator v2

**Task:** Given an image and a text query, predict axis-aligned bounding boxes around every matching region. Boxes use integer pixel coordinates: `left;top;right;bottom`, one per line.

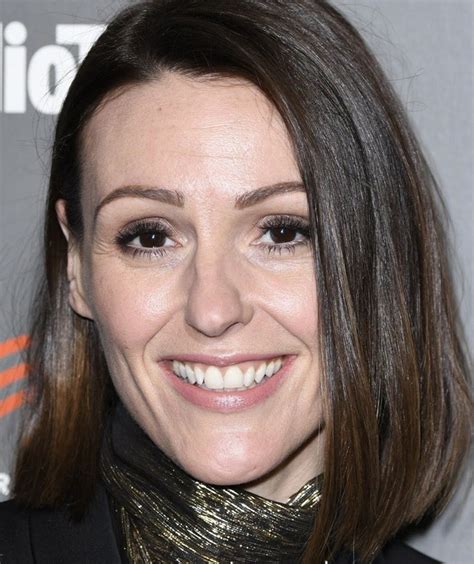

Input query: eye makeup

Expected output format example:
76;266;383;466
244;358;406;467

114;214;311;260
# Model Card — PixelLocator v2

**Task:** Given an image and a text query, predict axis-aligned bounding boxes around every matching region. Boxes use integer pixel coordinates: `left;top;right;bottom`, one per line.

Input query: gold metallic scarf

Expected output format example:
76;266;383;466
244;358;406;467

100;401;322;563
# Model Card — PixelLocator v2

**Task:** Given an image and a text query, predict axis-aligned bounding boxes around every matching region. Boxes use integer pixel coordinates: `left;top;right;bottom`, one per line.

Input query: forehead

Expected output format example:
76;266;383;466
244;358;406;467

80;72;299;207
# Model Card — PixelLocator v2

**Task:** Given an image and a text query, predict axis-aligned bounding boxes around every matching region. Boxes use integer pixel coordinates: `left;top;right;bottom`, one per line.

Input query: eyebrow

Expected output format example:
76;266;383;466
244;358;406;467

93;181;306;225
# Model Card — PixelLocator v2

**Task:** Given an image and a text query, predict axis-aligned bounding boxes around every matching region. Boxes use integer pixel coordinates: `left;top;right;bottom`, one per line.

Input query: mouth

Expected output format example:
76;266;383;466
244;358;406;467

169;355;286;391
159;355;296;412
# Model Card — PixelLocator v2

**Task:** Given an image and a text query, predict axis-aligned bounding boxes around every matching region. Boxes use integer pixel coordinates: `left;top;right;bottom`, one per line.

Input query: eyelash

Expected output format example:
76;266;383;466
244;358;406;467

115;215;311;260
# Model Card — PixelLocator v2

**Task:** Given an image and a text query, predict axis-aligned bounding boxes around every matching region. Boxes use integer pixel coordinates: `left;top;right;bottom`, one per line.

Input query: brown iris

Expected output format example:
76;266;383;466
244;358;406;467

138;232;166;248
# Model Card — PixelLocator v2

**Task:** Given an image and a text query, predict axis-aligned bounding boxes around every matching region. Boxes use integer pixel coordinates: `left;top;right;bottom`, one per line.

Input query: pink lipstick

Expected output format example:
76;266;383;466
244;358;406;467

158;354;296;413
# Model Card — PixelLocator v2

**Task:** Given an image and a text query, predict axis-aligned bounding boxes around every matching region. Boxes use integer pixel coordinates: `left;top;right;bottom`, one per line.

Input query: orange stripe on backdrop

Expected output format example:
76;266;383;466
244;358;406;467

0;390;25;417
0;335;30;358
0;363;28;390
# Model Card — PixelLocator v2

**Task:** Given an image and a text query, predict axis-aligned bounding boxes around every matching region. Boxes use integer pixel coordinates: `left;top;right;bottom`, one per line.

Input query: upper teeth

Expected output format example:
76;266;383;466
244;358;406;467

171;357;283;390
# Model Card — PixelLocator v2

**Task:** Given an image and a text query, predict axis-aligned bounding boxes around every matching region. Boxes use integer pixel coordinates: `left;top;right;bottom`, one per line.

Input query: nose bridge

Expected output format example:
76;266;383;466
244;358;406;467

184;238;252;337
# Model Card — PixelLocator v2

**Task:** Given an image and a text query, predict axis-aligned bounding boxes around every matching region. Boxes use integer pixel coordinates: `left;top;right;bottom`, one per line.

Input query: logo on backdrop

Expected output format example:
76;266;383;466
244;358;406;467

0;473;10;496
0;21;104;115
0;335;29;419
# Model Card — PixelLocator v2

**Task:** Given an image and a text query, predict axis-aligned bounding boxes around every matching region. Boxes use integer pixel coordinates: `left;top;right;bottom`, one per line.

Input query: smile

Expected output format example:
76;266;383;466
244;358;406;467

160;355;296;412
171;357;284;391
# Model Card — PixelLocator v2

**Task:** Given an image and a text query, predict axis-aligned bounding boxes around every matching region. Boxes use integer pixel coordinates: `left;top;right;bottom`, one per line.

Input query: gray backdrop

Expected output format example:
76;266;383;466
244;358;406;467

0;1;472;561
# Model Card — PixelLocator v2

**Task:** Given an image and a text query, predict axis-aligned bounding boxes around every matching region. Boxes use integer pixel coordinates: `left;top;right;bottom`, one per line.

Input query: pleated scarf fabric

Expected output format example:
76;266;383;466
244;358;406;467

100;401;322;563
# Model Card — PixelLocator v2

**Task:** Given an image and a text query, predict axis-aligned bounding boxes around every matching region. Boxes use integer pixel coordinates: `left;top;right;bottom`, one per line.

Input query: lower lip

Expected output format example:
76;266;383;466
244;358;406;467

159;355;297;413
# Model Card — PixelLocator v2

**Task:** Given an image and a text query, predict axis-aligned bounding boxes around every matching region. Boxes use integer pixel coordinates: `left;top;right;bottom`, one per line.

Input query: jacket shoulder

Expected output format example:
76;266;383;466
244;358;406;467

378;541;441;563
0;484;121;564
335;540;440;564
0;498;34;563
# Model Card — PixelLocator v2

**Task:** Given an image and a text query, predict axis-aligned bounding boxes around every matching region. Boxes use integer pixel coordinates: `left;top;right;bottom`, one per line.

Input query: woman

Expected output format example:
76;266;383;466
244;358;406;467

0;0;471;562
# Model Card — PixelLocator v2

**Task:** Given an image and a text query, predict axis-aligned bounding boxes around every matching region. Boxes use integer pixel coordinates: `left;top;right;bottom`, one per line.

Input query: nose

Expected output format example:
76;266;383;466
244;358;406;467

184;248;254;338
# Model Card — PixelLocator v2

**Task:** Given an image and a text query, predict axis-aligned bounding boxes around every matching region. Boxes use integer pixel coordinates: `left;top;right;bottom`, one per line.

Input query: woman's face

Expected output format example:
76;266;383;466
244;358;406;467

56;72;324;501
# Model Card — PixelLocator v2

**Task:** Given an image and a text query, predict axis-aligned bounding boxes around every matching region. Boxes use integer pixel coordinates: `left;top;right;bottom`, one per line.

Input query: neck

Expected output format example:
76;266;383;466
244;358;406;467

243;428;325;502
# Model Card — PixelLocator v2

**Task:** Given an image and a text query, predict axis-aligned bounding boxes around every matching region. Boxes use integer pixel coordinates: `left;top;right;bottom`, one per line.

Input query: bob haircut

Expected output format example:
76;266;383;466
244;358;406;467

14;0;471;561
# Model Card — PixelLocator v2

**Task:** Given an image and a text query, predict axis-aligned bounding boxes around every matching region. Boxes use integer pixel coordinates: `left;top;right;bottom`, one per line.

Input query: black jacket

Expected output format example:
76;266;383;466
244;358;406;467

0;482;439;563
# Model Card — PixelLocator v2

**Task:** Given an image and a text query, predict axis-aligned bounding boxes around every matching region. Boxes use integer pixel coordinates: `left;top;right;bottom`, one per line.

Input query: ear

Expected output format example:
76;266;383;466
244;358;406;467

55;199;94;320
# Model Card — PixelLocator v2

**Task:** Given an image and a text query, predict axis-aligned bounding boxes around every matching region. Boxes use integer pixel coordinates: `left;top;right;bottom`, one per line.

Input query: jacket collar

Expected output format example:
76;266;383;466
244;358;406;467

29;481;122;563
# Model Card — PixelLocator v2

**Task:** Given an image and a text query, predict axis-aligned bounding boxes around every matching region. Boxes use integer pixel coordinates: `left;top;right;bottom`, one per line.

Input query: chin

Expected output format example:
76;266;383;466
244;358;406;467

173;441;278;487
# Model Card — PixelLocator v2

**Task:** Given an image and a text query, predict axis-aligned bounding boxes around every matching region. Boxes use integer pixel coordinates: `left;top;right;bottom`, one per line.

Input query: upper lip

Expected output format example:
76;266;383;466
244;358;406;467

160;353;288;367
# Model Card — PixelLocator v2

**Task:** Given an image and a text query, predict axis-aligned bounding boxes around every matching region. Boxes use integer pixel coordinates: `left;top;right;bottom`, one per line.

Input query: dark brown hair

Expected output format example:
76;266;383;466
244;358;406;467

13;1;471;561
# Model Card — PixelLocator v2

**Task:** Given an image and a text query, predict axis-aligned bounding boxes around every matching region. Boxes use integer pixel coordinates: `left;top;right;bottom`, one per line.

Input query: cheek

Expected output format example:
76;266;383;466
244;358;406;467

259;268;318;342
88;261;177;349
86;254;317;353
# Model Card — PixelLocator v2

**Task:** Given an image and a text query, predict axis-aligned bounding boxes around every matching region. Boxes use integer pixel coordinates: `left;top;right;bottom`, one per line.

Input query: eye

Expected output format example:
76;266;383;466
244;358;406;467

115;219;175;259
115;215;312;260
257;215;311;255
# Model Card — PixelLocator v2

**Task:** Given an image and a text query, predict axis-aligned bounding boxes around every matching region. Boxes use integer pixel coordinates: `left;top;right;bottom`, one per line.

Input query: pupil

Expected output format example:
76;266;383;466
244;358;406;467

139;232;164;248
271;227;295;244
